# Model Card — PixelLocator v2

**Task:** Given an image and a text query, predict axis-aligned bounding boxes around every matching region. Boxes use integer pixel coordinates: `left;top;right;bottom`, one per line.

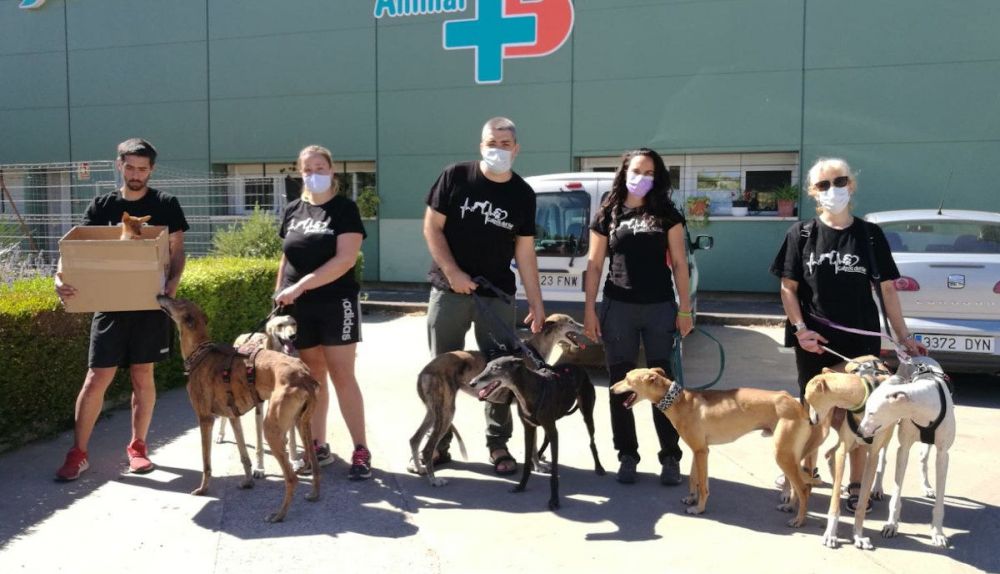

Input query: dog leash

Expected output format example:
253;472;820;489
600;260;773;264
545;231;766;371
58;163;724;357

245;303;284;341
670;326;726;390
470;276;547;367
809;313;913;364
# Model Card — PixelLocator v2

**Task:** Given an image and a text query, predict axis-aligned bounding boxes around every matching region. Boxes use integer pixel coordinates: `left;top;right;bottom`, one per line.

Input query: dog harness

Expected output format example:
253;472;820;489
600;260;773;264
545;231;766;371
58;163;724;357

520;365;578;427
845;367;880;445
912;378;949;446
183;340;265;419
656;381;683;411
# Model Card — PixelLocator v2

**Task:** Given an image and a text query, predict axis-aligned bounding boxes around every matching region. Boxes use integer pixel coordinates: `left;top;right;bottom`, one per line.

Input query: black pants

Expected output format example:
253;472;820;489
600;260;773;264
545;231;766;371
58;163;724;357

600;299;682;463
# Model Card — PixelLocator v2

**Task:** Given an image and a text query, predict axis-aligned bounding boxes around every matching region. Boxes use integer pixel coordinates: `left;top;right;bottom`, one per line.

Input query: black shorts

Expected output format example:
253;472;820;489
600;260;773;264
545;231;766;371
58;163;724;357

89;310;172;368
289;295;362;349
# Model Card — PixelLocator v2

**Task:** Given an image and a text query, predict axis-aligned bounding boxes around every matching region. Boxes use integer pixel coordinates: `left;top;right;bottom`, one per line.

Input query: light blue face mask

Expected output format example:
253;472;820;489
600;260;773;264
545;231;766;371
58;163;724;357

817;186;850;214
481;147;513;174
303;173;332;193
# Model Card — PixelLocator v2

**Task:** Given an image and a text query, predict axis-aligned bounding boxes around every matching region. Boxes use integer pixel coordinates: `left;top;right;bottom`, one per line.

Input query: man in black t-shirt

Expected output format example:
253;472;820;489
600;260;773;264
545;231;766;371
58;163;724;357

54;138;189;482
421;117;545;476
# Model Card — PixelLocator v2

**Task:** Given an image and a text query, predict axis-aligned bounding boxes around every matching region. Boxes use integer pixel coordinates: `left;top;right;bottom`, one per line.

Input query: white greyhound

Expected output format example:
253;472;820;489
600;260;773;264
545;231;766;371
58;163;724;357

858;357;956;548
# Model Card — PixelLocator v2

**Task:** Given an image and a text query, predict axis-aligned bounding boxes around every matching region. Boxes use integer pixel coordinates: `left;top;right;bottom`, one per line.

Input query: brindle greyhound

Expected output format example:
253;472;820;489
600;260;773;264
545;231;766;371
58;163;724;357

468;355;605;511
408;314;589;487
217;314;299;479
157;295;319;523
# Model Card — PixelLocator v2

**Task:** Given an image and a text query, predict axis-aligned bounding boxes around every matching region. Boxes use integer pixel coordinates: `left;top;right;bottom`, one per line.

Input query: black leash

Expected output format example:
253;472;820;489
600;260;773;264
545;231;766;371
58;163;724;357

245;304;283;341
470;276;546;368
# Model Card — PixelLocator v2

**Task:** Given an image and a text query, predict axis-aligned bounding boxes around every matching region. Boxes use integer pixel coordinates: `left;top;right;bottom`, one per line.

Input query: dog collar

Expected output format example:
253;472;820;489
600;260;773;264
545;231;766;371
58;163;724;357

848;375;875;414
183;341;216;375
656;381;682;411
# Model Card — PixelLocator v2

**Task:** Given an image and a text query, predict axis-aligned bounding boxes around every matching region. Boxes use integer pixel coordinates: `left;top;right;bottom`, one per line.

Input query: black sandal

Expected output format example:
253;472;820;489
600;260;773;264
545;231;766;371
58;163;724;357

844;482;874;515
489;451;518;476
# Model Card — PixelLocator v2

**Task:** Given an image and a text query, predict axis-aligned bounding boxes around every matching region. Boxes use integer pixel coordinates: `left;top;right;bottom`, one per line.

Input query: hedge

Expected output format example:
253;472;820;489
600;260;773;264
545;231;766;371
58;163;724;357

0;257;280;453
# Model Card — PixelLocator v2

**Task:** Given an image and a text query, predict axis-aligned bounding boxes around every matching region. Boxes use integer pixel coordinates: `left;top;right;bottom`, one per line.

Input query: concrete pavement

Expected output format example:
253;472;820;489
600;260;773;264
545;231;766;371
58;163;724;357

0;310;997;574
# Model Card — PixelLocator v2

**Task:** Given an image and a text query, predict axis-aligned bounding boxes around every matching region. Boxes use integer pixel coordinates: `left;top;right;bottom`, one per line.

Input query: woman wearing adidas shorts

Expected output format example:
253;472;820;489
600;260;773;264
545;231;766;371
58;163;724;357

770;157;925;511
274;144;371;481
583;148;693;487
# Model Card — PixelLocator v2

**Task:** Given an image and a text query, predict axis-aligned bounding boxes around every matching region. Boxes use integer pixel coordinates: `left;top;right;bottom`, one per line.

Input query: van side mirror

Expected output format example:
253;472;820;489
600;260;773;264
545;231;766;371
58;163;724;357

692;235;714;251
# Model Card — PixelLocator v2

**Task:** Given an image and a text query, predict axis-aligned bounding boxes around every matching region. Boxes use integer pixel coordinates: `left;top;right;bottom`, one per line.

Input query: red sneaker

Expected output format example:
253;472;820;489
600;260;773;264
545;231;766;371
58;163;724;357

56;447;89;482
126;439;155;474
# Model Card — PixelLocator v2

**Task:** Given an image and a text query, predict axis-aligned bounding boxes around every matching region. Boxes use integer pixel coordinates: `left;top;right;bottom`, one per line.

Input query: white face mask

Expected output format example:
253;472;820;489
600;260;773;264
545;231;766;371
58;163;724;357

481;147;513;174
817;186;850;214
303;173;332;193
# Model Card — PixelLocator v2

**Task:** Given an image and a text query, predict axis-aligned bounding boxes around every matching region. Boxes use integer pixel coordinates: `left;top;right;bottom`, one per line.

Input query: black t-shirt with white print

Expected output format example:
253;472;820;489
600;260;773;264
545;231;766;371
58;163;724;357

83;188;189;233
425;161;536;296
279;195;367;304
590;203;685;304
770;217;900;352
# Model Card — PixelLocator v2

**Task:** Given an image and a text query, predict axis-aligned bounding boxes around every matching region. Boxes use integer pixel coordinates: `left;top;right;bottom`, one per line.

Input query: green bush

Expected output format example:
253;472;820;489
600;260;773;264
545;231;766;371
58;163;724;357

0;257;280;453
356;186;379;218
211;207;283;258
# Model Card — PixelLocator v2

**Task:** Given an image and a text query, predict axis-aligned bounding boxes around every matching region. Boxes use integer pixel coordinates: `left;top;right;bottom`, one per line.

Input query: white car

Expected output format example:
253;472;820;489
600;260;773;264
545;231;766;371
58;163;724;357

865;209;1000;374
514;172;712;321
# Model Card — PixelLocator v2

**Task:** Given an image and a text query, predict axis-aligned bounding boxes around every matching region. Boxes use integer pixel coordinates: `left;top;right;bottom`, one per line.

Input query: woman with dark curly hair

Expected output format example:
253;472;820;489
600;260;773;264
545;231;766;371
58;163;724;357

583;148;693;485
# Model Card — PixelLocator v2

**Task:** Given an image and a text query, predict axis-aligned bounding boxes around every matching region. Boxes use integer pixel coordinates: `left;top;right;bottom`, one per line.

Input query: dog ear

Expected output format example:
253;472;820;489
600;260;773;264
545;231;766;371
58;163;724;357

138;215;151;223
121;211;130;222
821;367;834;374
651;367;667;378
886;391;909;403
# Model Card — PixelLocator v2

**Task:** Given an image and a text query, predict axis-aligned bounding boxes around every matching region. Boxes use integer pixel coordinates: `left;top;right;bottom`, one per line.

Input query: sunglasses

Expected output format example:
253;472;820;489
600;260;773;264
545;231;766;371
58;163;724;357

813;176;850;191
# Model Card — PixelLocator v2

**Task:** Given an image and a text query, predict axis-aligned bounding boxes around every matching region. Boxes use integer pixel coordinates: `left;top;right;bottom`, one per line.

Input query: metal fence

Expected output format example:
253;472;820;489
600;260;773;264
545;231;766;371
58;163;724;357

0;160;292;274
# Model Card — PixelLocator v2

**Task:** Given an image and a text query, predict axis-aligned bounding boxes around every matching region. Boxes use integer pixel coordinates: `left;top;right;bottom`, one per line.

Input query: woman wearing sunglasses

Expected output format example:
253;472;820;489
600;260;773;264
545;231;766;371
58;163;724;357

769;157;925;513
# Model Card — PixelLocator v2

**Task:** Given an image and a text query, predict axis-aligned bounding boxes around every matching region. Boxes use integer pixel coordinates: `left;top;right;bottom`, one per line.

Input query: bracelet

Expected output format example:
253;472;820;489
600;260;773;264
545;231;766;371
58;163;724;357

901;333;915;342
793;321;807;333
677;311;693;318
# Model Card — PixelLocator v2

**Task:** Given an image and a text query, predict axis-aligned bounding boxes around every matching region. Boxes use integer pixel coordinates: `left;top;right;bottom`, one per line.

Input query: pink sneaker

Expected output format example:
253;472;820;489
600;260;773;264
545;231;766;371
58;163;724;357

56;447;89;482
126;439;155;474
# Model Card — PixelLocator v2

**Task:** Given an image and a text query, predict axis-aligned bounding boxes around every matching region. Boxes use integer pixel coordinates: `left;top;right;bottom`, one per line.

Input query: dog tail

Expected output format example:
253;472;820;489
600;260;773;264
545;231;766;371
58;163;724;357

450;425;468;461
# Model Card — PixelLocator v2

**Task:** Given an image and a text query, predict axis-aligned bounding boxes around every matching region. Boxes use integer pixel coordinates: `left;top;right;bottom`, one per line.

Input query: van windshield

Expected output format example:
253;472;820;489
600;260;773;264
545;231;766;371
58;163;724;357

535;190;590;257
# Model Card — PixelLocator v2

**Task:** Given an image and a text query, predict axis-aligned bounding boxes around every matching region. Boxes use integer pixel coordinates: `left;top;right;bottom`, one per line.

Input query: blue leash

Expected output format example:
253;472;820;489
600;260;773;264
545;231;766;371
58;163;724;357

670;326;726;390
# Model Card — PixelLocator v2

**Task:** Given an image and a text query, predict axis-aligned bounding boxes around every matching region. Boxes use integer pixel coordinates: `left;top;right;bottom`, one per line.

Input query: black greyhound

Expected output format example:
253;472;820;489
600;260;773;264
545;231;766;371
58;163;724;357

469;355;605;510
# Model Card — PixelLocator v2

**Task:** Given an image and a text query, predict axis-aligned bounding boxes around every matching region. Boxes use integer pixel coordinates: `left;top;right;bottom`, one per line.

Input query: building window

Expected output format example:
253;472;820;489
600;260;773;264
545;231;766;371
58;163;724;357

581;152;798;218
225;161;376;215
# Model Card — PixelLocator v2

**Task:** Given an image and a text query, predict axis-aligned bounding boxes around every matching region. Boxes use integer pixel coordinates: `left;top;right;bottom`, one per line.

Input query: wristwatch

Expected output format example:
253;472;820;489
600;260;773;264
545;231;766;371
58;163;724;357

794;321;807;333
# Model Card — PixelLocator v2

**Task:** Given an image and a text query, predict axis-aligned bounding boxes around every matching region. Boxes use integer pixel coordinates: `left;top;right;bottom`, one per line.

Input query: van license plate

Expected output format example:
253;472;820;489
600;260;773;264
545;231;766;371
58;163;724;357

914;334;995;354
539;273;580;288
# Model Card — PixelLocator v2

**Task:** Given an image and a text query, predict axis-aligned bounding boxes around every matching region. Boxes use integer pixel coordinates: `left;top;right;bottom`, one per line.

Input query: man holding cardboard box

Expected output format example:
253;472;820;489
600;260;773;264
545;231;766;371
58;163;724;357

54;138;189;481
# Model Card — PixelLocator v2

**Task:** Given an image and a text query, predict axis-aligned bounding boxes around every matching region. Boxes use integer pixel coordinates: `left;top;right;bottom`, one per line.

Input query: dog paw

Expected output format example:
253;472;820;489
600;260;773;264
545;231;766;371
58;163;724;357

881;522;899;538
548;499;560;511
923;487;936;498
871;489;883;501
264;512;285;523
777;503;794;513
510;485;526;494
685;506;705;515
681;495;697;506
853;535;874;550
787;516;806;528
777;492;791;504
931;531;949;547
535;460;553;474
191;487;208;496
239;479;254;489
429;477;448;487
305;492;319;502
215;436;225;445
594;466;606;476
822;529;839;548
252;469;265;479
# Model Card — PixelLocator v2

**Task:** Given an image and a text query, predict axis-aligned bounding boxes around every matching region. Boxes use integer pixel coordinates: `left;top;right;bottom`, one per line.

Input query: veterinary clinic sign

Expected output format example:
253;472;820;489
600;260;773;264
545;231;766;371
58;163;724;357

374;0;574;84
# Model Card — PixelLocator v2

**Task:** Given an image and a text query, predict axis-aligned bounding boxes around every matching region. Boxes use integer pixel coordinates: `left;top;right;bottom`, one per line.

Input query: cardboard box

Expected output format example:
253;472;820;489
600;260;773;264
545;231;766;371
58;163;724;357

58;225;169;313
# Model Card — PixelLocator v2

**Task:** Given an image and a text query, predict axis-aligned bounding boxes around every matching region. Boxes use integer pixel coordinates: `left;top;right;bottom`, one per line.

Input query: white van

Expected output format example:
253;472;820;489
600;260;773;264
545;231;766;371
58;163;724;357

513;172;713;319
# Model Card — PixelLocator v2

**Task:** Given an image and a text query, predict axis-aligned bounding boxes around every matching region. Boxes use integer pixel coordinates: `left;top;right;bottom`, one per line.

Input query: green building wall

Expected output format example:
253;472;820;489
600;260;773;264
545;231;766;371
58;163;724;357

2;0;998;292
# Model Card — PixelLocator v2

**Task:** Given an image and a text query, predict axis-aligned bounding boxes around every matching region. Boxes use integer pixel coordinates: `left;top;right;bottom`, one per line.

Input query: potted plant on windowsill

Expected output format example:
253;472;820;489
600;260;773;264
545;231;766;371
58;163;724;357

773;184;800;217
685;195;711;227
730;188;751;216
